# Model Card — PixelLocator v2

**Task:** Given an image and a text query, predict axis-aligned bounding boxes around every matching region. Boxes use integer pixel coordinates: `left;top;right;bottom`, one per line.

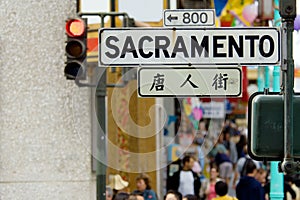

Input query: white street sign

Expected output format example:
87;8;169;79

138;67;242;97
99;27;280;66
163;9;215;27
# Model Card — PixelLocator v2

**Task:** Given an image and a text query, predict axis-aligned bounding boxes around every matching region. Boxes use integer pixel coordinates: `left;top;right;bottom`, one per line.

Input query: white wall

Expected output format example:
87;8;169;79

0;0;95;199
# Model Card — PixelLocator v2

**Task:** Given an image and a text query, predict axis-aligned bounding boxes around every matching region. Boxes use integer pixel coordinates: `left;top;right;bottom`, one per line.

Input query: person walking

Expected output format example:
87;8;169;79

168;155;201;198
236;159;265;200
209;134;233;185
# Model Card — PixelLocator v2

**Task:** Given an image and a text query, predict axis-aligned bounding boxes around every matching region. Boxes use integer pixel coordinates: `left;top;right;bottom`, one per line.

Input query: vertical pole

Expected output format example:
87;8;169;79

97;15;108;200
280;0;296;174
270;66;284;200
110;0;116;27
264;67;270;89
257;67;264;92
273;67;281;92
270;0;284;198
96;68;107;200
282;19;295;164
76;0;80;13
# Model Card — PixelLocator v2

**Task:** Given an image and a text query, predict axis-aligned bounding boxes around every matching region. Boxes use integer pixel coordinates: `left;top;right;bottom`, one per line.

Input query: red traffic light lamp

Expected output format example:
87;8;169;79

65;18;87;80
65;19;85;37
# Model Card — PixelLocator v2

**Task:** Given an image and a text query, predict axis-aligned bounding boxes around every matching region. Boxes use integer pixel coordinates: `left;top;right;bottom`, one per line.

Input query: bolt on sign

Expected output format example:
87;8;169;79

99;27;280;66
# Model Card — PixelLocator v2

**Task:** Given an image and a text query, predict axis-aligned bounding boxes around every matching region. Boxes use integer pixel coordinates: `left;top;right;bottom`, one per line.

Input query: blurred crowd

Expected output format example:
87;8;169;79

106;120;300;200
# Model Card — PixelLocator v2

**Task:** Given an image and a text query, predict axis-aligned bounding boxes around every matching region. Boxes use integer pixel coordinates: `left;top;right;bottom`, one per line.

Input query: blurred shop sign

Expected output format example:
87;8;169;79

202;101;225;118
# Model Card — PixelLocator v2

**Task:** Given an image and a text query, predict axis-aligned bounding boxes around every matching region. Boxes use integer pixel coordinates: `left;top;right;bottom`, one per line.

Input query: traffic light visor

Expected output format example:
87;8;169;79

66;19;85;37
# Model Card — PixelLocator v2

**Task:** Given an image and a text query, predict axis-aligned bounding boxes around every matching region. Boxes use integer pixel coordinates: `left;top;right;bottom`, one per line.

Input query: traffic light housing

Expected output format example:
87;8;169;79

248;92;300;161
279;0;296;19
65;18;87;80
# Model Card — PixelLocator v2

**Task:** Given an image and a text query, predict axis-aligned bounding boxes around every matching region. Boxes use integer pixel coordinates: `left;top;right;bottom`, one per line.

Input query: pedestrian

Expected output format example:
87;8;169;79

205;166;223;200
212;181;237;200
233;150;261;187
235;134;247;159
236;159;265;200
114;192;130;200
164;190;182;200
168;155;201;198
255;168;267;186
106;186;113;200
108;174;129;199
214;152;232;185
183;194;197;200
286;175;300;200
210;134;233;185
222;130;238;168
129;192;145;200
264;175;297;200
132;173;157;200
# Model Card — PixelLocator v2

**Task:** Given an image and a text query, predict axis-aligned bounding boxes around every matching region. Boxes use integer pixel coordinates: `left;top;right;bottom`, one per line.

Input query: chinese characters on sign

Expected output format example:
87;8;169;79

146;71;232;93
180;74;199;88
212;73;228;91
138;67;242;97
150;73;165;91
150;73;230;91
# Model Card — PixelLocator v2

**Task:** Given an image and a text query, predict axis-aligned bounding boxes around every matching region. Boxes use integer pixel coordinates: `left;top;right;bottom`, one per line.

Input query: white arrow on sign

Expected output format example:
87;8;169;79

138;67;242;97
163;9;215;27
99;27;280;66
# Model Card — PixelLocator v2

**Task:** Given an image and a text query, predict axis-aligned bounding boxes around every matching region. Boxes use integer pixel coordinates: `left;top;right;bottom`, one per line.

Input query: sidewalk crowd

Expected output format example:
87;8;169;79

106;120;300;200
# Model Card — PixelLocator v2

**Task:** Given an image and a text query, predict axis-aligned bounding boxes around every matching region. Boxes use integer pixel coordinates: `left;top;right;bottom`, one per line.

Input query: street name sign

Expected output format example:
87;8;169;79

138;67;241;97
99;27;280;66
163;9;215;27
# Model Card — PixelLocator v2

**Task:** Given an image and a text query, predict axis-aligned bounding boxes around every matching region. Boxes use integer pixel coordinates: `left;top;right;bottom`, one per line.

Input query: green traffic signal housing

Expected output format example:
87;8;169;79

248;92;300;161
65;18;87;80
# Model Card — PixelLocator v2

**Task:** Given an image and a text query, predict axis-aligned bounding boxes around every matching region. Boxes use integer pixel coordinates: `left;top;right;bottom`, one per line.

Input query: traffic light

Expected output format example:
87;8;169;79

248;93;300;161
279;0;296;19
65;18;87;80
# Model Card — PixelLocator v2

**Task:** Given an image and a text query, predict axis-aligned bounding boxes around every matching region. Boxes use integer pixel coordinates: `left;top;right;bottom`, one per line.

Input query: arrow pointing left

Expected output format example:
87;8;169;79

167;14;178;22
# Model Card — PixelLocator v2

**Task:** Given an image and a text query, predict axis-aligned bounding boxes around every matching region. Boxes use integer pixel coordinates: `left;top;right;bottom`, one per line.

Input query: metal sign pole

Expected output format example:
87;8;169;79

280;0;297;173
270;1;284;198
